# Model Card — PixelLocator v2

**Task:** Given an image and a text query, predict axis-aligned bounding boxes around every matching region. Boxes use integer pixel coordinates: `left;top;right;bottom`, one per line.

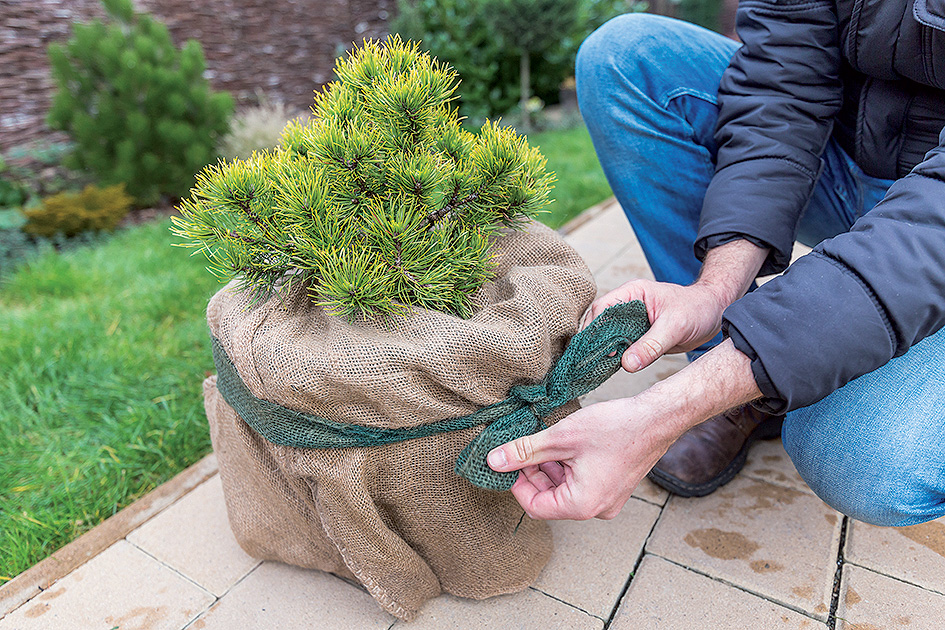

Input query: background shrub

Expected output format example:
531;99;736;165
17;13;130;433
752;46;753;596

0;158;29;210
390;0;635;120
2;141;87;207
678;0;724;31
24;184;132;238
480;0;583;132
218;97;306;161
46;0;233;206
0;209;33;276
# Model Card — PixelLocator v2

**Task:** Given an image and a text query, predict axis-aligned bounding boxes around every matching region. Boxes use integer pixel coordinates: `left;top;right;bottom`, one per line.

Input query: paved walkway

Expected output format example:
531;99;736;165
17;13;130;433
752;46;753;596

2;199;944;629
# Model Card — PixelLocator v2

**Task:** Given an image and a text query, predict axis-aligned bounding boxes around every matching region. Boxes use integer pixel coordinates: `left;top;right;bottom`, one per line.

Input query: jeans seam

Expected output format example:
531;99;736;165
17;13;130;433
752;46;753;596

659;86;719;109
660;88;720;173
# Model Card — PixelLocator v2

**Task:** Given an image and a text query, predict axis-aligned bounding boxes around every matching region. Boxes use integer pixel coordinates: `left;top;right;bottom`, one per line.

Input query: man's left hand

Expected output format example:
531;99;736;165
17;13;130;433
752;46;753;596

486;338;764;520
487;397;673;520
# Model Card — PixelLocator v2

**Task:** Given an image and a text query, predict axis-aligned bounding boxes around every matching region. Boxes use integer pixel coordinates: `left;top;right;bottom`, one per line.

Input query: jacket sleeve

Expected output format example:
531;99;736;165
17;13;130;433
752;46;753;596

724;127;945;413
695;0;843;276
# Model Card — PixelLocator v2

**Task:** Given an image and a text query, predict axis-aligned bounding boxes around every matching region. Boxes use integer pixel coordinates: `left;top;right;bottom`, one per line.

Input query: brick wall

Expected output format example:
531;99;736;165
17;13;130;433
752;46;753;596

0;0;390;155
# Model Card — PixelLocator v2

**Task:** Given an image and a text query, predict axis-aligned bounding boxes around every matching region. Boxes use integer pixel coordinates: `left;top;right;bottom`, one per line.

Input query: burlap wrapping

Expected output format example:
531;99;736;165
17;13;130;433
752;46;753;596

202;220;597;620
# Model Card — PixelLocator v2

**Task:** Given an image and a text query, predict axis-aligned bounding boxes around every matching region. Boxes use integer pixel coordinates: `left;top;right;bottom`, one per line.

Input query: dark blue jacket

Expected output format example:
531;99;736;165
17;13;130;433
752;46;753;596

695;0;945;412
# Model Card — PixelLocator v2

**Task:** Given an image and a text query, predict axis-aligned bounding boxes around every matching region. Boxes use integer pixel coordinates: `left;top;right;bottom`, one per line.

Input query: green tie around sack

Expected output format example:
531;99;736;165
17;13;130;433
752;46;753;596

211;301;650;491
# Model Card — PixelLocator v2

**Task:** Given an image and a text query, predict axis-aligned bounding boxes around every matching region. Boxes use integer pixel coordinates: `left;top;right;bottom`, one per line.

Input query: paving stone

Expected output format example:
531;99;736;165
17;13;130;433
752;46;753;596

742;439;814;495
127;474;260;597
837;564;945;630
395;588;603;629
592;243;655;297
612;555;824;629
190;562;393;629
646;475;842;620
582;354;689;407
632;477;670;506
564;202;635;274
533;497;661;618
0;540;213;630
845;517;945;595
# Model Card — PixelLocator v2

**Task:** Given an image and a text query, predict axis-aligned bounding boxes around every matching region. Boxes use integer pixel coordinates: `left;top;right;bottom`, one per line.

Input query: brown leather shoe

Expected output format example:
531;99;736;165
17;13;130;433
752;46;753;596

647;406;783;497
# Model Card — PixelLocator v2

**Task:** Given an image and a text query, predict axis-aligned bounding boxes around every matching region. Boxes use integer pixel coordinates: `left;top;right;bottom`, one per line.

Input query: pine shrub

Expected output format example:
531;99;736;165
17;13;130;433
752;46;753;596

46;0;233;206
172;38;554;320
24;184;133;238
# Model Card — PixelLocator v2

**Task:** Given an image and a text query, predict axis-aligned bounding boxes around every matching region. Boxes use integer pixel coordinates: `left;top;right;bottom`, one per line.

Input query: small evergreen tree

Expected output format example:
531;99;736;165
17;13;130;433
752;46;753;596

481;0;582;132
47;0;233;205
172;38;554;320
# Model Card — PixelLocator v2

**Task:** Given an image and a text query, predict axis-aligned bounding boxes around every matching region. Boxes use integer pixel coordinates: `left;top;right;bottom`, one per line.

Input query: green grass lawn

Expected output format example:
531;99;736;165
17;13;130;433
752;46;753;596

0;220;220;578
0;125;611;579
528;124;613;229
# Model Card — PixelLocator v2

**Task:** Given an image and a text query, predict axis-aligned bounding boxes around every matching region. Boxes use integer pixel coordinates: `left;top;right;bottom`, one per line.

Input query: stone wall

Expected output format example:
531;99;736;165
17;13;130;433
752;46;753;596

0;0;390;155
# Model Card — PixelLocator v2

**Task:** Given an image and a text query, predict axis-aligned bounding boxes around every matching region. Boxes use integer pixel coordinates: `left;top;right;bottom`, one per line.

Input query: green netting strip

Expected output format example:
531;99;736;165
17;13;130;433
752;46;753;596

212;301;650;491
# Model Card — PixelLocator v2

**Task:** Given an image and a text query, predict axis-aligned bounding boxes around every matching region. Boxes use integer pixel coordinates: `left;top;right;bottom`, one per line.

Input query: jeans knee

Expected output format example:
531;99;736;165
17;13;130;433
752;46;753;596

783;409;943;527
578;13;661;73
576;14;675;108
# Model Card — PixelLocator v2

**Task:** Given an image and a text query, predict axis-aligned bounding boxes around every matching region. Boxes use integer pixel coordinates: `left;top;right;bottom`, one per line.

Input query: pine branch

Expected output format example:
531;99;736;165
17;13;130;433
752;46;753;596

174;36;552;320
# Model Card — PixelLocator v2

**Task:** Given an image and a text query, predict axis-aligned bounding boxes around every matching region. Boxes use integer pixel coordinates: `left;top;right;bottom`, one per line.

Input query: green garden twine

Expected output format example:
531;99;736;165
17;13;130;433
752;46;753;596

212;301;650;491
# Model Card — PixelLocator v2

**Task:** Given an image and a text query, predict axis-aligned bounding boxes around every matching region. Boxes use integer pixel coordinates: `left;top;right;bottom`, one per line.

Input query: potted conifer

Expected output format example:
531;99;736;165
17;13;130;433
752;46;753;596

172;38;600;620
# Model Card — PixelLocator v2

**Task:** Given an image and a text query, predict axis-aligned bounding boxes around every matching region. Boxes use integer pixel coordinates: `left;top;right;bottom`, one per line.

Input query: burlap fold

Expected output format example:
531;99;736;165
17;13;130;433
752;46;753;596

203;220;596;620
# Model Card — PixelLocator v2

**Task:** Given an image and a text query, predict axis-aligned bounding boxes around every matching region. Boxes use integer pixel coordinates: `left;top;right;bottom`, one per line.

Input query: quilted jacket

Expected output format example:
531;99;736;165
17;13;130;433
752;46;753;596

697;0;945;412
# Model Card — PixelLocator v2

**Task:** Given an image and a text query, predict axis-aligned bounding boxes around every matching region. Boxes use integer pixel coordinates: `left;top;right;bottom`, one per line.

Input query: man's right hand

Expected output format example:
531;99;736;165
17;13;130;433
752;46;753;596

581;279;729;372
580;238;770;373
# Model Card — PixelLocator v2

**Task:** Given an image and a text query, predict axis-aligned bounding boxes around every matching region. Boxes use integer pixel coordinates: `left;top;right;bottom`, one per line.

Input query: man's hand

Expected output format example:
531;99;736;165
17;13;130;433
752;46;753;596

487;339;763;520
581;279;729;372
487;396;675;520
581;239;769;373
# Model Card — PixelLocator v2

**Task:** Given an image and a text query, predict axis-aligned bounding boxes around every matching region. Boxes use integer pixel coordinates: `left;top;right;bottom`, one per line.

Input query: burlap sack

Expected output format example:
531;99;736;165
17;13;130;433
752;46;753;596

202;219;596;620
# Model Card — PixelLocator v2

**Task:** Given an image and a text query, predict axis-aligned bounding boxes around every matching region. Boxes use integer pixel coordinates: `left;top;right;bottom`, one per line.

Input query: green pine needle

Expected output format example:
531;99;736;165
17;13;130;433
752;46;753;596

172;35;554;320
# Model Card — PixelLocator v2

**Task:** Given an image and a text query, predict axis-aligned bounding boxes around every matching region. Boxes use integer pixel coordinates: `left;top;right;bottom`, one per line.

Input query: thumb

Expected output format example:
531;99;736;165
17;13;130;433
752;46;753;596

622;318;675;372
487;427;566;472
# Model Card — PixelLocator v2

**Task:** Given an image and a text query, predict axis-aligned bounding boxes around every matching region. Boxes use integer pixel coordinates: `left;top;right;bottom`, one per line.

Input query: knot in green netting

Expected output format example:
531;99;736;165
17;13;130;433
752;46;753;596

212;301;650;491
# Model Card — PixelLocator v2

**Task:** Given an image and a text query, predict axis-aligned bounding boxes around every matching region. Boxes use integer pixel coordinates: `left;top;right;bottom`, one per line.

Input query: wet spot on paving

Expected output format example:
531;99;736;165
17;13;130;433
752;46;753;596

23;602;50;618
38;586;66;600
846;586;862;606
684;528;760;560
740;481;804;512
750;468;791;484
104;605;169;629
896;615;912;625
824;514;838;526
762;455;782;463
749;559;782;573
897;520;945;558
791;585;814;600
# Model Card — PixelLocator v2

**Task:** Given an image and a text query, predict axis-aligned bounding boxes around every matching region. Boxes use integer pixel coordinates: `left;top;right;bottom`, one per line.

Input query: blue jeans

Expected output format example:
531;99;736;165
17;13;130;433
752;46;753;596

577;13;945;526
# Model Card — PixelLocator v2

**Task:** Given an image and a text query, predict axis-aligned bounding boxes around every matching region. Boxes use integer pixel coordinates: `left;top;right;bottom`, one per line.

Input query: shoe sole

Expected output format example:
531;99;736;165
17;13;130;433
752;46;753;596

646;415;784;498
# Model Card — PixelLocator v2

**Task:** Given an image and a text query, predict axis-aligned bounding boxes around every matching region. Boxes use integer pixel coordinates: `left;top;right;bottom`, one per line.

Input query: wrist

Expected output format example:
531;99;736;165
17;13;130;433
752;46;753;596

638;338;762;442
696;238;770;308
